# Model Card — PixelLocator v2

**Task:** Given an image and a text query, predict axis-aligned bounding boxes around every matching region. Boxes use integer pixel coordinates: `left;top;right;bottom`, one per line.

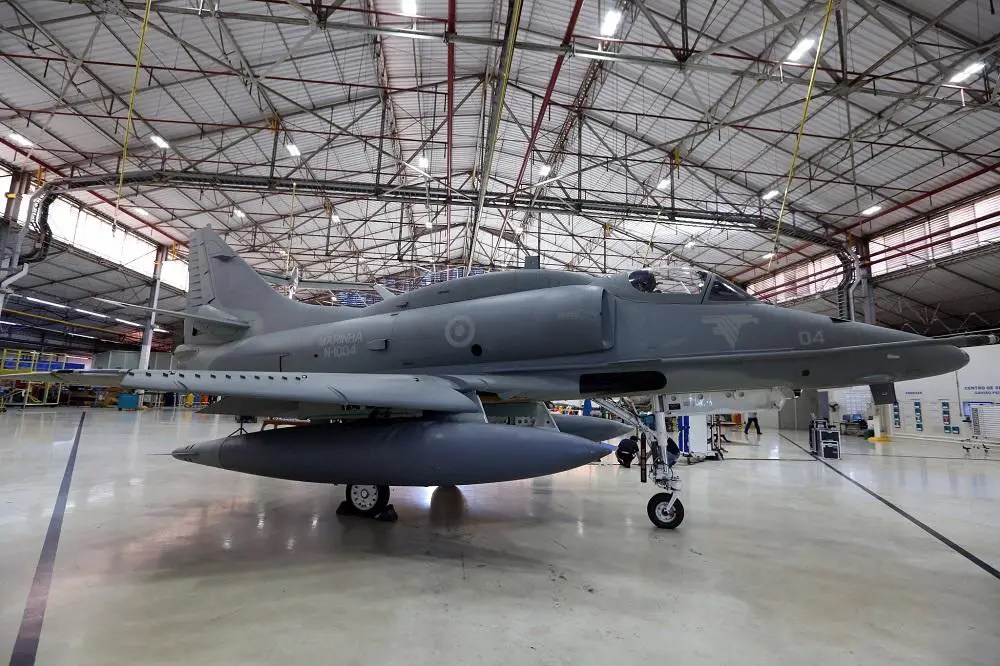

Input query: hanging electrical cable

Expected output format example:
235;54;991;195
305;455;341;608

112;0;156;234
766;0;837;271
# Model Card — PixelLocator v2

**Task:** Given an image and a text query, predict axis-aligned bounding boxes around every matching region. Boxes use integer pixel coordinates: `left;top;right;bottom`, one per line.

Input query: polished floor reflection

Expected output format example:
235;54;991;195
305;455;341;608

1;408;998;665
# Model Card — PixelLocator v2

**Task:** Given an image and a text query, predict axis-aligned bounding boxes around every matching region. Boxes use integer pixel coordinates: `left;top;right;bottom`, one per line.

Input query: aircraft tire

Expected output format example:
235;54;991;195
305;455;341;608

346;484;391;516
647;493;684;529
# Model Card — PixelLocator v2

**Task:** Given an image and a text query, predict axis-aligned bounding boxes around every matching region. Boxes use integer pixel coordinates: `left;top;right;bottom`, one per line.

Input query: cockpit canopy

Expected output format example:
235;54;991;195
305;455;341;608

626;268;755;302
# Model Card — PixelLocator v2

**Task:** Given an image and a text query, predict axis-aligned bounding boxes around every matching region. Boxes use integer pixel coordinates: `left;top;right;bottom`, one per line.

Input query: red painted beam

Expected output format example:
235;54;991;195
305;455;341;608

509;0;586;195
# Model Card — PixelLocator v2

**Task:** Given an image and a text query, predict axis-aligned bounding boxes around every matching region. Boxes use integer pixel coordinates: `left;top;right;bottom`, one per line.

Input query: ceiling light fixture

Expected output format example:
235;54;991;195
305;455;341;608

74;308;108;319
657;178;671;190
25;296;67;309
949;61;985;83
685;240;696;248
600;9;622;37
153;327;169;334
331;213;341;224
785;37;815;63
762;252;774;259
417;154;428;169
8;132;34;147
538;164;552;177
133;207;151;217
233;208;246;219
861;204;882;216
68;332;97;340
150;134;169;149
115;318;143;328
285;143;301;157
401;0;417;16
424;219;432;229
761;189;780;201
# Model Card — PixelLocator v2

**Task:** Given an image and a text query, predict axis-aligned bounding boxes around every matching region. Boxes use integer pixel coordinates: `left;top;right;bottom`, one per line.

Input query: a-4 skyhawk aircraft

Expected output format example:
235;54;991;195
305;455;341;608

15;227;989;527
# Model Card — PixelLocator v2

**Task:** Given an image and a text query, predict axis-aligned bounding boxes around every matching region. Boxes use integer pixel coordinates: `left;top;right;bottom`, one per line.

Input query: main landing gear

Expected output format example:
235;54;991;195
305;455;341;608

338;484;397;521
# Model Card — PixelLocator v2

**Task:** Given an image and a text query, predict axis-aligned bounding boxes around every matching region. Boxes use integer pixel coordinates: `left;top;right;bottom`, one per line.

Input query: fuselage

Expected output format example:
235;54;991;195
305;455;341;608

176;268;968;400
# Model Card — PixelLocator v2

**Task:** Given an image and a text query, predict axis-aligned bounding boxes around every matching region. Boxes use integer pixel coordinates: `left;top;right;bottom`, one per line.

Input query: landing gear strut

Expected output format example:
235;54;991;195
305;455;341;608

339;484;397;521
643;394;685;529
644;438;684;529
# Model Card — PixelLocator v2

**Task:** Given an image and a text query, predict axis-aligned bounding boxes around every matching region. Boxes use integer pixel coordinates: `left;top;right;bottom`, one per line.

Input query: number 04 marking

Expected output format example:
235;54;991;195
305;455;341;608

798;330;825;345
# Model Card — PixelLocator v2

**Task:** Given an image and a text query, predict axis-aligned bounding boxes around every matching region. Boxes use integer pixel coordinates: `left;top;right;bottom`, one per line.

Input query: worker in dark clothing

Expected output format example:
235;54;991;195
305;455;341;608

616;435;640;467
744;410;762;436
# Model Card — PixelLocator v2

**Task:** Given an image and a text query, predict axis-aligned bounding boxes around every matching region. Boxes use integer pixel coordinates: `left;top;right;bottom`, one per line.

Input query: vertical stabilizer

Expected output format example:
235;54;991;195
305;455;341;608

183;226;342;345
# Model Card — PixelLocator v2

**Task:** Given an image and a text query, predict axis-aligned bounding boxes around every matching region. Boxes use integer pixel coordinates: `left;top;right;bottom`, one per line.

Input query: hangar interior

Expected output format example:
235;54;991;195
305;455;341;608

1;1;998;664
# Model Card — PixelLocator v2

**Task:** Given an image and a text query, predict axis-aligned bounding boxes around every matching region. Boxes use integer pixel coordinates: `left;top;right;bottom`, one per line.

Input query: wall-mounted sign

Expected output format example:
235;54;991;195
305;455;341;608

914;401;923;432
962;384;1000;397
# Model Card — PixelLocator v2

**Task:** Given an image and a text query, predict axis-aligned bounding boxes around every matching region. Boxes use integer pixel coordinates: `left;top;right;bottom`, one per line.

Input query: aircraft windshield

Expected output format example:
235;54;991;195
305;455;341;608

627;268;708;296
707;277;756;302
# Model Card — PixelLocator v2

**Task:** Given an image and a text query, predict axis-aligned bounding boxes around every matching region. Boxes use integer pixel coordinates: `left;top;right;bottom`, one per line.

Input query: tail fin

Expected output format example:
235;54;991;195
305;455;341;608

184;227;338;345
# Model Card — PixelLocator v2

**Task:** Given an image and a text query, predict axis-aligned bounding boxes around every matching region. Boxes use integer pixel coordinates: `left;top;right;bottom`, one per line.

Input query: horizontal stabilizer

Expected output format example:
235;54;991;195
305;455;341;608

373;284;395;300
93;297;249;329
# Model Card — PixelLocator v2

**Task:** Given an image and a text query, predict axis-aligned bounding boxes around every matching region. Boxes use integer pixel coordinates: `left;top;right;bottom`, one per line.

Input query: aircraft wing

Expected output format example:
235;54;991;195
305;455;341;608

1;369;483;414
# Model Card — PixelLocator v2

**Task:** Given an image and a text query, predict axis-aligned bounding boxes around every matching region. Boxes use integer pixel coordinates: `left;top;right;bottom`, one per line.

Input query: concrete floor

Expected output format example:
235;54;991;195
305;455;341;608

1;408;998;665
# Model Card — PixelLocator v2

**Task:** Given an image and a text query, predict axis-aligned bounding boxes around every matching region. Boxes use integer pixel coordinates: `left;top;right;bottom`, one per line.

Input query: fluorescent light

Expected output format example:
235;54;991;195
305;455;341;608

68;332;96;340
8;132;33;147
285;143;301;157
115;318;143;327
401;0;417;16
133;207;151;217
761;189;780;201
685;240;696;248
417;154;428;168
538;164;552;177
861;204;882;216
657;178;670;190
25;296;67;309
949;61;985;83
762;252;774;259
74;308;108;319
153;327;169;334
785;38;815;63
0;320;20;326
150;134;169;149
233;208;246;219
600;9;622;37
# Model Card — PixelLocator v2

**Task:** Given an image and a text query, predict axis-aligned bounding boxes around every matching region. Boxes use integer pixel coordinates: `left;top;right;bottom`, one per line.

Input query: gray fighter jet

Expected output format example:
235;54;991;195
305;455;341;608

20;227;988;527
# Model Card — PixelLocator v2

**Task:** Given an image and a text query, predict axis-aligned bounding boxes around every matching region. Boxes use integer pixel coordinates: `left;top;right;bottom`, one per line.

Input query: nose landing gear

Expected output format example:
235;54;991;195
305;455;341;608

641;394;685;528
643;436;684;529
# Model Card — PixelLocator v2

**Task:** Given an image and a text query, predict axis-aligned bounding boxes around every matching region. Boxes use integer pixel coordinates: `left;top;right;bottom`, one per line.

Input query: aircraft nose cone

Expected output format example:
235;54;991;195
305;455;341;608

171;438;223;468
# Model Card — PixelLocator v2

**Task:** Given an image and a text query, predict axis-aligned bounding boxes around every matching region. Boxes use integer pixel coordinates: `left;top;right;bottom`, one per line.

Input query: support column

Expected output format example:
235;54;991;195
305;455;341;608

138;245;166;371
858;238;877;325
0;169;34;321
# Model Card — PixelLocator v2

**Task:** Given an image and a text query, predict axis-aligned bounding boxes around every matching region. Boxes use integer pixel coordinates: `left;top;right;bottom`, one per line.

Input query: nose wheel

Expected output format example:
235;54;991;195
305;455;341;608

647;492;684;529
